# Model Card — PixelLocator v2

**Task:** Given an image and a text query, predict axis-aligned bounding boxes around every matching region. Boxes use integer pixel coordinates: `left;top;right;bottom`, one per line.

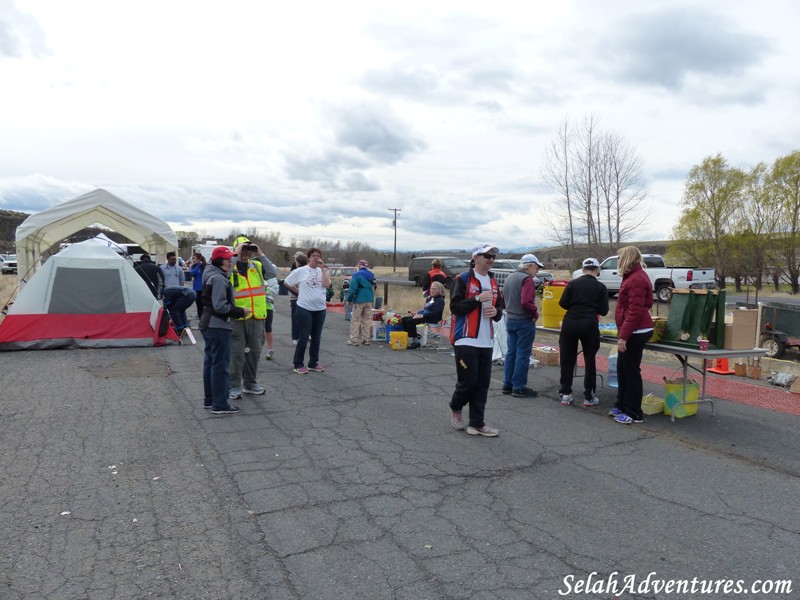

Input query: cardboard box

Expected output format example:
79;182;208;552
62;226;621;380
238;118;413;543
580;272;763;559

731;308;758;327
723;323;758;350
533;347;559;366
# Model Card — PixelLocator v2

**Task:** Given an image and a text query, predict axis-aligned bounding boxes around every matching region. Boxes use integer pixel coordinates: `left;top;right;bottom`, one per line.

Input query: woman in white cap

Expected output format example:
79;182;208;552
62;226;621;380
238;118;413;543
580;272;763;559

557;258;609;407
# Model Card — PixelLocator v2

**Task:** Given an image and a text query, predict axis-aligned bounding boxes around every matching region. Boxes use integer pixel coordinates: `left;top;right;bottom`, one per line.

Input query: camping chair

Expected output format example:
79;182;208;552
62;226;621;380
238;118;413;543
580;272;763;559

423;320;451;352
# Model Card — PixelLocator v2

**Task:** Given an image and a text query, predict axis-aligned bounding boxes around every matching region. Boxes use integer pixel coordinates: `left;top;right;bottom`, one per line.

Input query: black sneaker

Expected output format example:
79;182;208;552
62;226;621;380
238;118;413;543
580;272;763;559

512;387;538;398
203;403;212;410
211;405;240;415
502;386;513;395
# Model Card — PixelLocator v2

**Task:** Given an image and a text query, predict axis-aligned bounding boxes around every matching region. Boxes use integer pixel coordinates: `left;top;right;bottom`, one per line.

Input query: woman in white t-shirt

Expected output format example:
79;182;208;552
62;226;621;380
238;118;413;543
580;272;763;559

283;247;332;374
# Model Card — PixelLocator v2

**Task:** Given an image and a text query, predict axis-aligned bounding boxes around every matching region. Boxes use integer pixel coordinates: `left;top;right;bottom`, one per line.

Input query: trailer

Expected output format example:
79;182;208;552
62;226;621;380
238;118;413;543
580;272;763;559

759;300;800;358
192;241;229;263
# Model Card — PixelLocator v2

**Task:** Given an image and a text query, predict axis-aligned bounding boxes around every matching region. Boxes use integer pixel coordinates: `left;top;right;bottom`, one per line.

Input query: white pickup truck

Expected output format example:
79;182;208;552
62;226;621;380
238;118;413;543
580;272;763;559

572;254;716;303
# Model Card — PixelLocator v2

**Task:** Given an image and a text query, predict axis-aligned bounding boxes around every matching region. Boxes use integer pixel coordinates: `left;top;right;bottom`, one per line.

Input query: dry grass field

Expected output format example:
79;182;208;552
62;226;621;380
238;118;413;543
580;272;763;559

335;266;680;325
0;275;18;324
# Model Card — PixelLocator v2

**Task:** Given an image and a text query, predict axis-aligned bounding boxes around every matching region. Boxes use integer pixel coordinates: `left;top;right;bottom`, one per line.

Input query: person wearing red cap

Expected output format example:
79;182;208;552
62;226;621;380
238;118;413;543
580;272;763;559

198;246;251;414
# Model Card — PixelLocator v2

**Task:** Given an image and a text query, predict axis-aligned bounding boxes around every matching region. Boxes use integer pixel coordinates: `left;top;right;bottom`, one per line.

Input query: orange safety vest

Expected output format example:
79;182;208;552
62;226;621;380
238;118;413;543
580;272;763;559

230;260;267;320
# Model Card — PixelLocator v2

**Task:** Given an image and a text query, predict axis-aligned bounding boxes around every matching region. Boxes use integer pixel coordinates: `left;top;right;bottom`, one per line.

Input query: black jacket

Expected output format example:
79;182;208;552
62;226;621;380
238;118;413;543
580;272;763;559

135;260;165;299
559;274;609;320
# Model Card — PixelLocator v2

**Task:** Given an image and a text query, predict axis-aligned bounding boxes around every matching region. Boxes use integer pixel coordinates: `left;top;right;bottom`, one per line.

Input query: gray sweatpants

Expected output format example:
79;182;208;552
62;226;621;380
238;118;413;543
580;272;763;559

229;318;265;389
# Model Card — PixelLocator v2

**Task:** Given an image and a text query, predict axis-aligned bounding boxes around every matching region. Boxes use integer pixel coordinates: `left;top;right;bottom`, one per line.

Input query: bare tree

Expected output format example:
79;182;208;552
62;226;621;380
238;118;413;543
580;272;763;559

541;116;650;266
541;121;576;256
596;131;651;254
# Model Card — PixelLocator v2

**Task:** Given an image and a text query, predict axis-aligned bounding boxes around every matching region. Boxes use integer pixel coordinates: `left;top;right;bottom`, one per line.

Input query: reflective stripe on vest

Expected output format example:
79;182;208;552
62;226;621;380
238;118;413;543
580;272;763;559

230;262;267;319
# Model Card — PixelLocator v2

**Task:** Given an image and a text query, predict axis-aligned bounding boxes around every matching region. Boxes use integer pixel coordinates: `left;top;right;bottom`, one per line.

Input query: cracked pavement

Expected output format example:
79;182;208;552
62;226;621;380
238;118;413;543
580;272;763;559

1;303;798;599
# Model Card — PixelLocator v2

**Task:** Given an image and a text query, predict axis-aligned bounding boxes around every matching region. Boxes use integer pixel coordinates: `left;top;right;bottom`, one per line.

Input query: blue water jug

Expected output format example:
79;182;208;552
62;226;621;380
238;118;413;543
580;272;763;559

608;353;619;388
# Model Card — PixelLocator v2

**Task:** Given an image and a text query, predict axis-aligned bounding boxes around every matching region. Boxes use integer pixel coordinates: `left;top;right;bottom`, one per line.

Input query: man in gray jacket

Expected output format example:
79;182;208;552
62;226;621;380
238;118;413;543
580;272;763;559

501;254;544;398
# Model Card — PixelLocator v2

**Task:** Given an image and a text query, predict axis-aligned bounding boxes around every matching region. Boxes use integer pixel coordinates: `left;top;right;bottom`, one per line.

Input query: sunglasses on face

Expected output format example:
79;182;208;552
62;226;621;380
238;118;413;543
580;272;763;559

479;253;496;260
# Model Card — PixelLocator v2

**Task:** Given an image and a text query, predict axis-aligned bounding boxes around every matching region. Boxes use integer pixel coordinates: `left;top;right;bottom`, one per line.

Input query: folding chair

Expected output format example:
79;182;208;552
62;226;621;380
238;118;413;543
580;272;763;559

423;320;452;352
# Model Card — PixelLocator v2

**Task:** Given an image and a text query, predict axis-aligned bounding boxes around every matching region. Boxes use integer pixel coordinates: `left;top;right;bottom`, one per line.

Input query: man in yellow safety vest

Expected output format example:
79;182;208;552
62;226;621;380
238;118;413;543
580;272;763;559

227;235;278;400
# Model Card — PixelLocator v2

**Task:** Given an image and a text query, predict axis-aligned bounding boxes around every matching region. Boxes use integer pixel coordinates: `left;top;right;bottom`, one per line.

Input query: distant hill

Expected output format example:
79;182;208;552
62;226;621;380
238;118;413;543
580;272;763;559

0;209;29;253
0;210;135;254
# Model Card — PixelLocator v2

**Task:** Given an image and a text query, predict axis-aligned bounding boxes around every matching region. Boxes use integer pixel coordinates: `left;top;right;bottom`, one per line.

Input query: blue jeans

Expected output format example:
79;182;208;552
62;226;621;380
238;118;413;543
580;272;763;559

503;318;536;391
202;327;232;410
163;286;196;330
293;306;326;368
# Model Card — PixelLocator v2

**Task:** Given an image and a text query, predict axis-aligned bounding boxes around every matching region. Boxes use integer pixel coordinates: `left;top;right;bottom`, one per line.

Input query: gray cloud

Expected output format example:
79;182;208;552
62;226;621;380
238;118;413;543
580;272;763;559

0;0;48;58
360;54;523;109
282;102;425;191
284;148;371;188
606;7;772;91
361;63;442;102
332;103;426;164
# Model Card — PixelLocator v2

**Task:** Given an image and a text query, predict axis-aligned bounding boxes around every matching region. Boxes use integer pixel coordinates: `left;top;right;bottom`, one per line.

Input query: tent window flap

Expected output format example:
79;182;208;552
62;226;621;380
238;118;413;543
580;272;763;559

48;267;127;314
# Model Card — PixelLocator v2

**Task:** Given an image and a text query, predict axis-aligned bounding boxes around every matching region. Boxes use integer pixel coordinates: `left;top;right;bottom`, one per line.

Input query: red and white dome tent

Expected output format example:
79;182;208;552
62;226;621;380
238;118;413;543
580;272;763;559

0;189;180;350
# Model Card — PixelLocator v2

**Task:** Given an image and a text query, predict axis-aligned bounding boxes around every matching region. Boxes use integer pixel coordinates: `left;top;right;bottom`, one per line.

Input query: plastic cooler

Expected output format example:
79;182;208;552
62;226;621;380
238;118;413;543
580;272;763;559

541;280;568;328
389;330;408;350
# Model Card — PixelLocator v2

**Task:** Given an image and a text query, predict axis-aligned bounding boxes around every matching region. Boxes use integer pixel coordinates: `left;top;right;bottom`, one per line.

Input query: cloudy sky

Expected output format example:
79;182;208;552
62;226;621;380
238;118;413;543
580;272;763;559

1;0;798;251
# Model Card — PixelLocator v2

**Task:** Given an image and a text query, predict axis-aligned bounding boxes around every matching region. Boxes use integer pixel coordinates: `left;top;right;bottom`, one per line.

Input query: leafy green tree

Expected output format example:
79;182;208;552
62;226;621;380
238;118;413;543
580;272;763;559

768;150;800;293
672;154;745;289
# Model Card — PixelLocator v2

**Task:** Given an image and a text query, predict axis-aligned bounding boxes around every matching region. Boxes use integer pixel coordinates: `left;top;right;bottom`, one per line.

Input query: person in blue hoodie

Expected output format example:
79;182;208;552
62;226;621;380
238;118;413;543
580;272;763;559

188;252;206;320
346;260;376;345
402;281;446;349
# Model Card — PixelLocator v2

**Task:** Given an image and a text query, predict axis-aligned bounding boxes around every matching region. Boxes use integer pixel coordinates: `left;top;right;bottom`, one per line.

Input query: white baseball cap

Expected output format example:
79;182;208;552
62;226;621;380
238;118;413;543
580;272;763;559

582;257;600;268
520;254;545;267
471;243;499;257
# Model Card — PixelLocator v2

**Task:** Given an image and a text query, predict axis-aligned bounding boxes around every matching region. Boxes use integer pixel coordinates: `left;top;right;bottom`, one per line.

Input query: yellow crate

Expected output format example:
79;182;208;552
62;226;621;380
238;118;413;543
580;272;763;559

641;394;665;415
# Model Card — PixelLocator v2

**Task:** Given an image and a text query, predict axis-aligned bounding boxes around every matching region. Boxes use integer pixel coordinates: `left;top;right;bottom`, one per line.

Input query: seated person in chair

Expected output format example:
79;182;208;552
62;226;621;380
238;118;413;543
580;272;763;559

402;281;446;348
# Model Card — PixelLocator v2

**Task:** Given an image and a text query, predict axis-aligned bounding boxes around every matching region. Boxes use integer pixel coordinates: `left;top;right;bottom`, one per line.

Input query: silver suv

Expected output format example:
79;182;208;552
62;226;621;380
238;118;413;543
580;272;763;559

0;254;17;275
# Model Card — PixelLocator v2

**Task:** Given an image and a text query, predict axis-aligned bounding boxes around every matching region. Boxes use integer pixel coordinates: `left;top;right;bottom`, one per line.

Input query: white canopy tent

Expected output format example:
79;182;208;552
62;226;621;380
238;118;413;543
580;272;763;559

15;188;178;285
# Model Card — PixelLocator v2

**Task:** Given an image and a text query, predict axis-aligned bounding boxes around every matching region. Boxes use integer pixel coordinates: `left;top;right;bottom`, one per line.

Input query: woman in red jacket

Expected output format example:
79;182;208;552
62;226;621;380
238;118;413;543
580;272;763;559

611;246;654;424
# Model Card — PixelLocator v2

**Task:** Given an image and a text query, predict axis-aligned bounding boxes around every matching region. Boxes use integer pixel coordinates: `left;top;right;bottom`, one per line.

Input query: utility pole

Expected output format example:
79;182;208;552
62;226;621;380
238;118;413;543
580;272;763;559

388;208;402;272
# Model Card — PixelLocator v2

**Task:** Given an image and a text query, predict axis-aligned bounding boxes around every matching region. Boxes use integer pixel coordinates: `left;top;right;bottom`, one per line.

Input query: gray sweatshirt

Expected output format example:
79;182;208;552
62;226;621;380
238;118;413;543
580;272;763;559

198;264;245;331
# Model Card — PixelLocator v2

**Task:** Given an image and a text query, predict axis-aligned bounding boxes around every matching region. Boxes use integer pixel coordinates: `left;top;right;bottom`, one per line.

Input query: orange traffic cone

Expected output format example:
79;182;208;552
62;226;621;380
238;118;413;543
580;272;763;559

707;358;735;375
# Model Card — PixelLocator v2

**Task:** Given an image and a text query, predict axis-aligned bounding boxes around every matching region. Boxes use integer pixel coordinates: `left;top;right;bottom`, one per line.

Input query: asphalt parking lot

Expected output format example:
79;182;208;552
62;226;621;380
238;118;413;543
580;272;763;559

1;300;797;599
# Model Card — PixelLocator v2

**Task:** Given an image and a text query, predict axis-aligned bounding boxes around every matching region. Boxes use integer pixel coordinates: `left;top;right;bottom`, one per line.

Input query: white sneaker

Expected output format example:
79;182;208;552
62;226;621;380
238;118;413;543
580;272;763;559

560;394;573;406
466;424;499;437
582;395;600;407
